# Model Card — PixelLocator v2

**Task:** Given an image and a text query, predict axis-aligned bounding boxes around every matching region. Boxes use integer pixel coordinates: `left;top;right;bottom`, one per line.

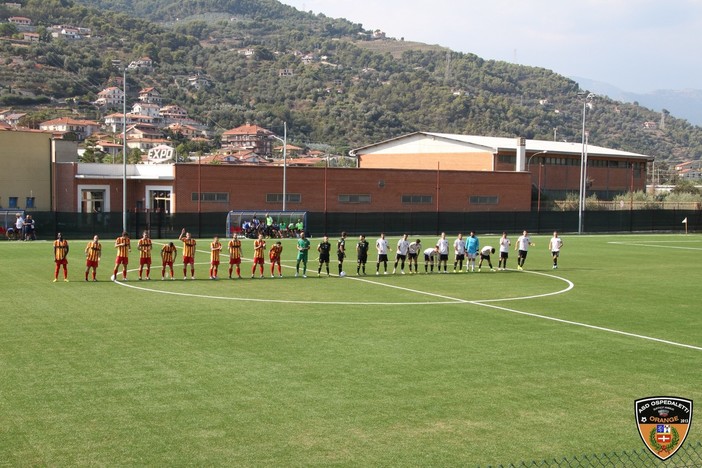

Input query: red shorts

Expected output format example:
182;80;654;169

229;257;241;265
86;260;99;268
211;260;220;267
55;259;68;266
269;255;280;264
253;257;265;265
163;261;173;267
115;256;128;265
183;256;194;265
140;257;152;266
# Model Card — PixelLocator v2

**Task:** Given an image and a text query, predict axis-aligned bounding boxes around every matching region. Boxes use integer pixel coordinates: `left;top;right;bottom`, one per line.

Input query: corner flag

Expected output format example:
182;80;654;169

682;217;688;224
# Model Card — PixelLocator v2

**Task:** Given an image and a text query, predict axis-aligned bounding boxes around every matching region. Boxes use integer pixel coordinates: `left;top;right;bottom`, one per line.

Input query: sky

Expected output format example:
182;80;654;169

280;0;702;94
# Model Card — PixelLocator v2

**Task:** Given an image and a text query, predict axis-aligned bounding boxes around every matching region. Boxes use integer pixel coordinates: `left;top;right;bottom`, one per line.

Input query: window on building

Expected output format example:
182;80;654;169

81;190;105;213
338;194;371;204
25;197;35;209
266;193;301;203
401;195;432;204
8;197;18;208
192;192;229;202
469;196;499;205
498;155;516;164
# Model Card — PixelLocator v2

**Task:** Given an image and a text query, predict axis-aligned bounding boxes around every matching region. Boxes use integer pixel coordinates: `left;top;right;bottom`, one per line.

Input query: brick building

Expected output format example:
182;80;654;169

352;132;654;200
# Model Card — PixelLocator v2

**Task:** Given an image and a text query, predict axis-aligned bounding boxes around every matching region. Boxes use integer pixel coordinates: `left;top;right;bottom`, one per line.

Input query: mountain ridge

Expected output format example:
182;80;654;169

573;77;702;127
0;0;700;169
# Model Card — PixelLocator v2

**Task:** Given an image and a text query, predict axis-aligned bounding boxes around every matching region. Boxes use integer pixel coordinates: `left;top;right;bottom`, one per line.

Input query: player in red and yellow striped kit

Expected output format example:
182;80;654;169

179;228;197;280
228;233;242;279
84;235;102;281
251;233;266;278
160;242;177;280
209;236;222;279
112;231;131;281
269;241;283;278
137;231;153;280
53;232;69;282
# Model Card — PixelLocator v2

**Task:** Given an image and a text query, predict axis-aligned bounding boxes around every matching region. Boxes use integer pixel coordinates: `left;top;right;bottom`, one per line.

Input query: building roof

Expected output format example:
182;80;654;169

350;131;654;161
222;123;273;136
40;117;100;127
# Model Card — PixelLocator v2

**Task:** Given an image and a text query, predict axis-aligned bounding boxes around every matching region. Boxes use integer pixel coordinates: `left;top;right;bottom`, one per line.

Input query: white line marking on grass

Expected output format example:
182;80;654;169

472;301;702;352
111;265;701;351
112;267;570;305
474;270;574;302
115;282;462;306
344;276;469;303
344;273;702;352
344;270;573;303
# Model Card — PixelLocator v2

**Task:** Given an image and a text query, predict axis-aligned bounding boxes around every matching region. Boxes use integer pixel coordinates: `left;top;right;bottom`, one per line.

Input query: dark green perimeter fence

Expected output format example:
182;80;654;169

5;209;700;240
485;440;702;467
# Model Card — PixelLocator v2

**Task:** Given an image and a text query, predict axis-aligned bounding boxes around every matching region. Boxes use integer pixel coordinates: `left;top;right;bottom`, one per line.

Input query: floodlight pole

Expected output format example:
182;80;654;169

283;122;287;212
122;67;128;233
578;93;595;234
270;122;287;211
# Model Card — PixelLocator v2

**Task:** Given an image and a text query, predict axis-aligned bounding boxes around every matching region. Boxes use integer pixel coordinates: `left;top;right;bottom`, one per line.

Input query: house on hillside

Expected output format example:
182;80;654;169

128;57;153;70
188;75;211;89
94;87;124;107
131;102;161;118
220;123;273;156
272;143;303;159
159;105;188;123
94;140;123;158
39;117;100;141
126;124;162;141
674;161;702;180
138;88;162;105
2;113;26;127
167;122;203;139
8;16;31;26
48;24;91;39
201;149;269;165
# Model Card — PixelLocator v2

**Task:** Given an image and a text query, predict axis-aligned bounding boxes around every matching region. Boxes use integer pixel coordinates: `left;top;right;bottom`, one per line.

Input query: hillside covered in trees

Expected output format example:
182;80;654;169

1;0;701;166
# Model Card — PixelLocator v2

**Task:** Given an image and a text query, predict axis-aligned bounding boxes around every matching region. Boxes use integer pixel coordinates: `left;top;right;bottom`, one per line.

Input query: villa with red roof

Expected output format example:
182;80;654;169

39;117;100;140
220;123;274;156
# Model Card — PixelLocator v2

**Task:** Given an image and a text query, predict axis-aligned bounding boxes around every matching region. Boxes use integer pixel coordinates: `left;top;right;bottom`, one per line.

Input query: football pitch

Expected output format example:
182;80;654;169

1;233;700;466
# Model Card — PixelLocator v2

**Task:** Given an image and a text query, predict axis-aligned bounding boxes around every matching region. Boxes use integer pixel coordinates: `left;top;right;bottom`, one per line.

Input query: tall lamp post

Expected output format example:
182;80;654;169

270;122;287;211
526;150;548;172
120;66;128;233
110;59;129;233
578;93;595;234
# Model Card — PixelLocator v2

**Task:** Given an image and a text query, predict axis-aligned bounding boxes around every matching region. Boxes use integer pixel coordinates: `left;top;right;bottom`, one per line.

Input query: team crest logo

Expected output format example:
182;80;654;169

635;396;693;461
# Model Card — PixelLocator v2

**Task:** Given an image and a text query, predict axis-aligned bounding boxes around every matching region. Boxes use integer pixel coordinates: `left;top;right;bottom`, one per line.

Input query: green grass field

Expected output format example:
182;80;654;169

1;233;700;466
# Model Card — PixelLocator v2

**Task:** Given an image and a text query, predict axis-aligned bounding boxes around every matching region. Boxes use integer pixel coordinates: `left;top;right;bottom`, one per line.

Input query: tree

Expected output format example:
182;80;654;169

0;23;18;37
671;179;700;195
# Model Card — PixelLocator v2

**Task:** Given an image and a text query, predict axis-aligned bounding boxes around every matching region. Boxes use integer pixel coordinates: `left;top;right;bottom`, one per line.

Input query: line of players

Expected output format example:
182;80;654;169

52;228;563;282
370;230;562;275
